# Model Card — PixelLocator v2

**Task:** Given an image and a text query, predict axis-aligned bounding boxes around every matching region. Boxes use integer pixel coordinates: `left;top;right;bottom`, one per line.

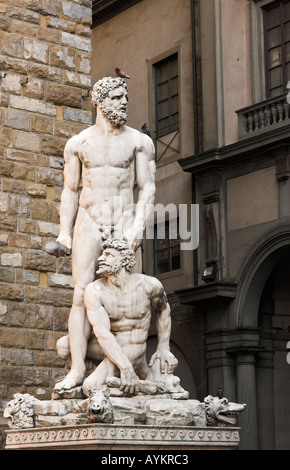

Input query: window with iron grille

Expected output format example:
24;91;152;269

154;218;180;275
264;0;290;97
154;54;179;139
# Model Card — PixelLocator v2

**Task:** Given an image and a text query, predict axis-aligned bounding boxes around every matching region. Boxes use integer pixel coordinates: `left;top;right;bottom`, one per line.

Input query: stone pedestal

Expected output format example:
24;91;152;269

5;424;240;450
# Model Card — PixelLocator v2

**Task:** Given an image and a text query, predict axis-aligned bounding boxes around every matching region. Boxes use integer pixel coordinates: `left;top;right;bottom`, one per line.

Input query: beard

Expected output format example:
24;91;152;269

97;262;122;277
99;105;128;127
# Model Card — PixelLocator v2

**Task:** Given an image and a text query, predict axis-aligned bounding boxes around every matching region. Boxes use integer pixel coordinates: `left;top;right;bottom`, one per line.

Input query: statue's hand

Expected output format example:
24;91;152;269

122;229;141;252
45;234;72;258
149;350;178;374
119;367;140;395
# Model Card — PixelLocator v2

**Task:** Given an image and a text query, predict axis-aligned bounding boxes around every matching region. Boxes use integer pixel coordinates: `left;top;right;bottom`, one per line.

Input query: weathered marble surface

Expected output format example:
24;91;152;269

4;391;245;429
5;423;241;450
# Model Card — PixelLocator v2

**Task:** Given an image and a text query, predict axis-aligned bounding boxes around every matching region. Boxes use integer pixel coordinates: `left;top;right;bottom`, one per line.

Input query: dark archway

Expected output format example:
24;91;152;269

231;224;290;449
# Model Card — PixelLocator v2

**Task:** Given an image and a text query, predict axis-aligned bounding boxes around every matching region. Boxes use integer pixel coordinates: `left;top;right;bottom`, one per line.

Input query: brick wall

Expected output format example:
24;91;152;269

0;0;92;434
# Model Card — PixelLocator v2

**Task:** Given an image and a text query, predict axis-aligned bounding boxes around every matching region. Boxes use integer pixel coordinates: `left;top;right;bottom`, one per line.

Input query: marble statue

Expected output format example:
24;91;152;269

45;76;156;393
82;238;178;396
4;76;248;446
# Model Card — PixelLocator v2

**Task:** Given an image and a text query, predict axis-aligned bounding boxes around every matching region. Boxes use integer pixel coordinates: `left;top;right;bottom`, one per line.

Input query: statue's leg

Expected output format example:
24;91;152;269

82;357;118;396
54;210;102;391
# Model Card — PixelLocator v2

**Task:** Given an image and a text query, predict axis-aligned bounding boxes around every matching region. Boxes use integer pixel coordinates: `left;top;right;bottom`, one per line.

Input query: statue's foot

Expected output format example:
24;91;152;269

45;240;70;257
54;371;84;392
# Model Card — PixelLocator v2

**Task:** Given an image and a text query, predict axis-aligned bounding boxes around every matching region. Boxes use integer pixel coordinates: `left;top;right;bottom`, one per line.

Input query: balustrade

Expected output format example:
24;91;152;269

236;93;290;139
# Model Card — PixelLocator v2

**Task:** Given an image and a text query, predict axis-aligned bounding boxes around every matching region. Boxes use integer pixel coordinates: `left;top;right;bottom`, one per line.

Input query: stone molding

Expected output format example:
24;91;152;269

92;0;142;27
5;424;240;450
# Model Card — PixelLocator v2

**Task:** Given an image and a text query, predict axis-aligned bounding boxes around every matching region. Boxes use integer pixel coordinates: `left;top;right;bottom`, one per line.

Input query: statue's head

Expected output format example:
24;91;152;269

91;77;128;127
96;238;136;277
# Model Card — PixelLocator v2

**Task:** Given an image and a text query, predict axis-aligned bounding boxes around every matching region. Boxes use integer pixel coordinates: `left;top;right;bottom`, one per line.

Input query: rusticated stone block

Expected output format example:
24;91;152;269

0;31;23;58
31;199;52;221
62;2;92;25
40;135;66;157
62;70;91;89
0;160;14;177
1;73;22;94
44;82;82;108
10;95;56;116
23;304;54;329
0;282;24;300
63;106;92;124
12;130;40;152
0;17;10;32
23;250;56;272
46;16;76;34
75;51;91;75
34;350;64;368
54;306;70;331
0;267;14;283
28;62;62;82
35;167;63;186
26;329;46;350
14;164;35;182
26;183;47;198
57;256;72;274
0;193;8;212
0;215;17;232
23;38;49;64
18;218;37;235
24;285;73;307
3;179;26;195
6;149;46;167
8;194;30;218
37;221;59;237
0;365;23;385
37;26;60;44
1;252;22;267
23;0;60;17
16;269;39;286
49;45;76;71
23;367;50;387
54;119;85;138
22;78;44;100
3;108;30;131
76;24;91;38
61;31;92;52
8;233;28;249
11;19;37;38
31;114;53;134
48;272;73;289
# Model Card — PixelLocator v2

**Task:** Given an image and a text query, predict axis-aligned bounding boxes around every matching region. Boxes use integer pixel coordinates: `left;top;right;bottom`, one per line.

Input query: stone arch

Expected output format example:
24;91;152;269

232;223;290;329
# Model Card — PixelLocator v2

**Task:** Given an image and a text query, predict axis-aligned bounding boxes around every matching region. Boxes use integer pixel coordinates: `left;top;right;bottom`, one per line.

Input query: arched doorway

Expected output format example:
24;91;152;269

258;253;290;450
233;225;290;449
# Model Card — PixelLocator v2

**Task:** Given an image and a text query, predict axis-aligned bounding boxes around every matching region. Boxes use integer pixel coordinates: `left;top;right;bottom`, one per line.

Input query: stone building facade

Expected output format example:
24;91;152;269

1;0;290;452
91;0;290;451
0;0;92;448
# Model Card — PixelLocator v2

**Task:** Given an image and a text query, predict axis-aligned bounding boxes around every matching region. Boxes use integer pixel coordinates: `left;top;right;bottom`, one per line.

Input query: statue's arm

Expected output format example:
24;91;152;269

122;134;156;250
149;279;178;374
56;136;81;250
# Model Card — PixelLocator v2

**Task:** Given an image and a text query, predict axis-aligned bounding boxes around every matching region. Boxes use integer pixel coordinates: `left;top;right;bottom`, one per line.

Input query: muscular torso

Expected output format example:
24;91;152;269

77;126;137;227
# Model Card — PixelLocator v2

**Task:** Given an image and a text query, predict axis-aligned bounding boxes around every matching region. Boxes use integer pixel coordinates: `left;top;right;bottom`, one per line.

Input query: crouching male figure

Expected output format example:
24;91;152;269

82;238;178;396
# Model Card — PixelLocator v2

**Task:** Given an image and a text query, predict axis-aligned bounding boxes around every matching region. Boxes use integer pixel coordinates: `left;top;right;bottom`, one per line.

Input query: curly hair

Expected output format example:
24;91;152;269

91;76;128;108
102;238;136;272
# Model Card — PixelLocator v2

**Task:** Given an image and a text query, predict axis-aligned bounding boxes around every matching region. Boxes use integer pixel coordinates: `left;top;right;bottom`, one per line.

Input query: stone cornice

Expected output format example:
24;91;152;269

179;125;290;175
92;0;142;27
5;423;241;450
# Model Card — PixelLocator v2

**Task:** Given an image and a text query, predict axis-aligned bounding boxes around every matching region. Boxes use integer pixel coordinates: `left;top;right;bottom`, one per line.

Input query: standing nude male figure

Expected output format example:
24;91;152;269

46;77;156;392
82;239;178;396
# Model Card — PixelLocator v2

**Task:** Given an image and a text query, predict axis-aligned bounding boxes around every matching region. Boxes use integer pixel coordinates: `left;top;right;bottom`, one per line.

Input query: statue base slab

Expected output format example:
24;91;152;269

5;423;240;450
